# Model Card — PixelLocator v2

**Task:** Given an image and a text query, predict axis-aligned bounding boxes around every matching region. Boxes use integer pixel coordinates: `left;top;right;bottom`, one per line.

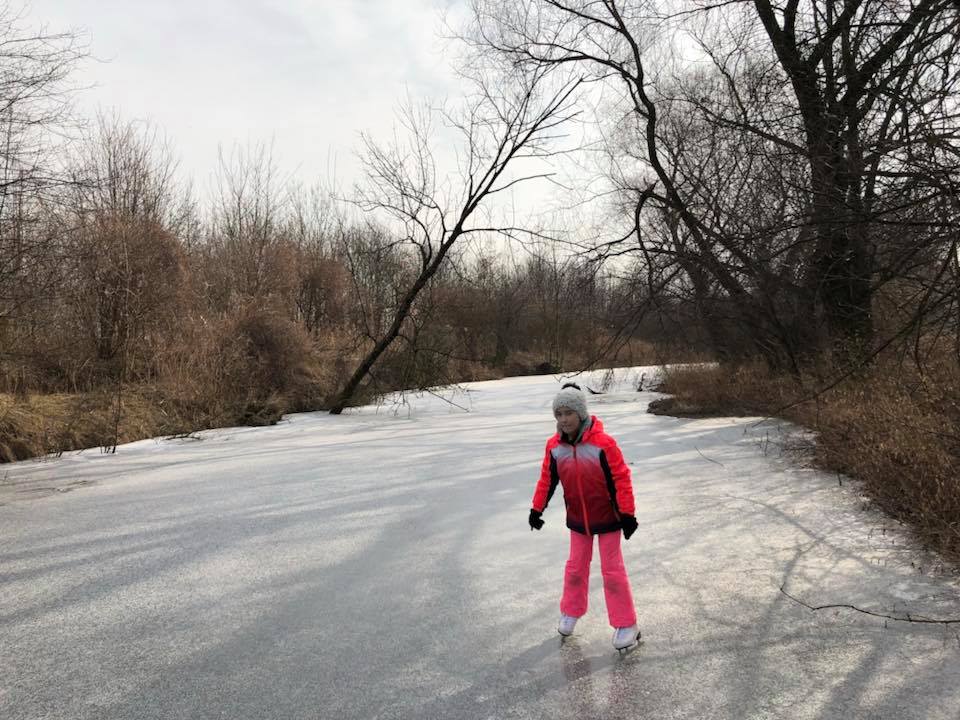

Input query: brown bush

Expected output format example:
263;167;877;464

1;303;339;462
68;217;187;370
153;304;329;429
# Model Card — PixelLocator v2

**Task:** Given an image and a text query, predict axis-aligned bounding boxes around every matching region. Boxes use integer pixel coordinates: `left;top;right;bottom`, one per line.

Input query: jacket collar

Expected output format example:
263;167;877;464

559;415;603;444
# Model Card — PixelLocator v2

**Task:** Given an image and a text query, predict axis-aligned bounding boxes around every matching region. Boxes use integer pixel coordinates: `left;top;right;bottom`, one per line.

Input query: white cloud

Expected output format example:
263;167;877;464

27;0;465;194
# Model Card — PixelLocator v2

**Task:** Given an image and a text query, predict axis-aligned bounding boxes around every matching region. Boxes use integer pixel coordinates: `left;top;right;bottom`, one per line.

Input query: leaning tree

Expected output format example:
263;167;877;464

329;65;582;413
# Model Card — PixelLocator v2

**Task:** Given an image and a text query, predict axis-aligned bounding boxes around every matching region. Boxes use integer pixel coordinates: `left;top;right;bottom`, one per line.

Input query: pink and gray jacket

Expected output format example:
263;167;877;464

531;416;635;535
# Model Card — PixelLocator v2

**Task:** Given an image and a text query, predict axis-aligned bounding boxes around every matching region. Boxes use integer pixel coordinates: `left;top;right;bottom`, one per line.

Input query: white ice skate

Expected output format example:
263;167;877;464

557;614;578;637
612;624;641;650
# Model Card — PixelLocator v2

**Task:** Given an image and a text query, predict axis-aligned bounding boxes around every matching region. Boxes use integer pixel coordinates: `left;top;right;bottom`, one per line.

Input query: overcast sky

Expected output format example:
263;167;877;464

27;0;466;195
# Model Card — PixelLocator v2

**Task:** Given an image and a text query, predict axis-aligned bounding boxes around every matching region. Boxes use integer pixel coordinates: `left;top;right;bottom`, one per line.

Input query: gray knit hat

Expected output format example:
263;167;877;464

552;383;588;421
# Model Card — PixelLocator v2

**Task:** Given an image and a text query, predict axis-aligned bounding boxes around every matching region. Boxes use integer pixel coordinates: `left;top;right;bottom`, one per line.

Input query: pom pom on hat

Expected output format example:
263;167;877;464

552;382;588;421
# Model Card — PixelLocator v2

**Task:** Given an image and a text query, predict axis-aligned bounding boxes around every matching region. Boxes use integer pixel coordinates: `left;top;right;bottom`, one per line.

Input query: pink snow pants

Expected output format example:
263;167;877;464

560;529;637;628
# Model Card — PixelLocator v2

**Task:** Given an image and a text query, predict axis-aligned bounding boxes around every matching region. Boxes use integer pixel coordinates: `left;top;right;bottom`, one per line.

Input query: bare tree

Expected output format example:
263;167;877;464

0;4;86;390
206;143;297;312
59;115;187;372
70;113;187;228
465;0;960;368
286;184;346;334
329;66;582;413
747;0;959;356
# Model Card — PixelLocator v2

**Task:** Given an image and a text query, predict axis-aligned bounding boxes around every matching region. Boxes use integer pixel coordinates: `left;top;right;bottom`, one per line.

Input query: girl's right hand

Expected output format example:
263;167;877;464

528;509;544;531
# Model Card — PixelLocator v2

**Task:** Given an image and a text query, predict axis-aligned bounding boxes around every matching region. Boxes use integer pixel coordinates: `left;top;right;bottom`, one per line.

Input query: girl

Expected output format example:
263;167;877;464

528;383;641;650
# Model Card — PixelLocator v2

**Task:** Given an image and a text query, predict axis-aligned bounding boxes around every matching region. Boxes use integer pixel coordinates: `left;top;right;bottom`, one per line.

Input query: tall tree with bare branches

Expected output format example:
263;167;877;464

465;0;960;368
329;66;582;413
0;4;86;388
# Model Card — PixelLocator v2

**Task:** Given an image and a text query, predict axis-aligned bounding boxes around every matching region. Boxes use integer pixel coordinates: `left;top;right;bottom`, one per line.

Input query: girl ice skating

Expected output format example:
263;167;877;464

528;382;641;651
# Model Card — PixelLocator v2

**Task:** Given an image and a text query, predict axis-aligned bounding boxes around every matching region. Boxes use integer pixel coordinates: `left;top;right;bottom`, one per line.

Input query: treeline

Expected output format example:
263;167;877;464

6;1;741;463
1;115;689;458
0;38;694;460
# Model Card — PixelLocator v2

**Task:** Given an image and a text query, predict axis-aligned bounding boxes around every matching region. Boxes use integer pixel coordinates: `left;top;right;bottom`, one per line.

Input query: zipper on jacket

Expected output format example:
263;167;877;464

573;445;591;535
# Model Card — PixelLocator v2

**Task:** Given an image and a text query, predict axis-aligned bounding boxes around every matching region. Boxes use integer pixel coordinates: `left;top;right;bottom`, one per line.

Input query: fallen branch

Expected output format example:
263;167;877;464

695;445;725;467
780;585;960;625
421;386;472;413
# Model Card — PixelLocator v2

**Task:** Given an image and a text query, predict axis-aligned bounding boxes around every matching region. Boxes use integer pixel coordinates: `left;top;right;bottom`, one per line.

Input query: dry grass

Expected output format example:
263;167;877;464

1;306;339;461
1;322;687;465
653;357;960;562
0;390;177;462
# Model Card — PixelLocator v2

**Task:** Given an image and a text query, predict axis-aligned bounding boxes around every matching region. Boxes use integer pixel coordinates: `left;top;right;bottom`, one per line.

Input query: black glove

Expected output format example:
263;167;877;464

529;509;544;531
621;514;638;540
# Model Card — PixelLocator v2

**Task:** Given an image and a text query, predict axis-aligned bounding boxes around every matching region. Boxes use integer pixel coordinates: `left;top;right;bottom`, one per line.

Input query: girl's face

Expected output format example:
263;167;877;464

555;407;581;436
